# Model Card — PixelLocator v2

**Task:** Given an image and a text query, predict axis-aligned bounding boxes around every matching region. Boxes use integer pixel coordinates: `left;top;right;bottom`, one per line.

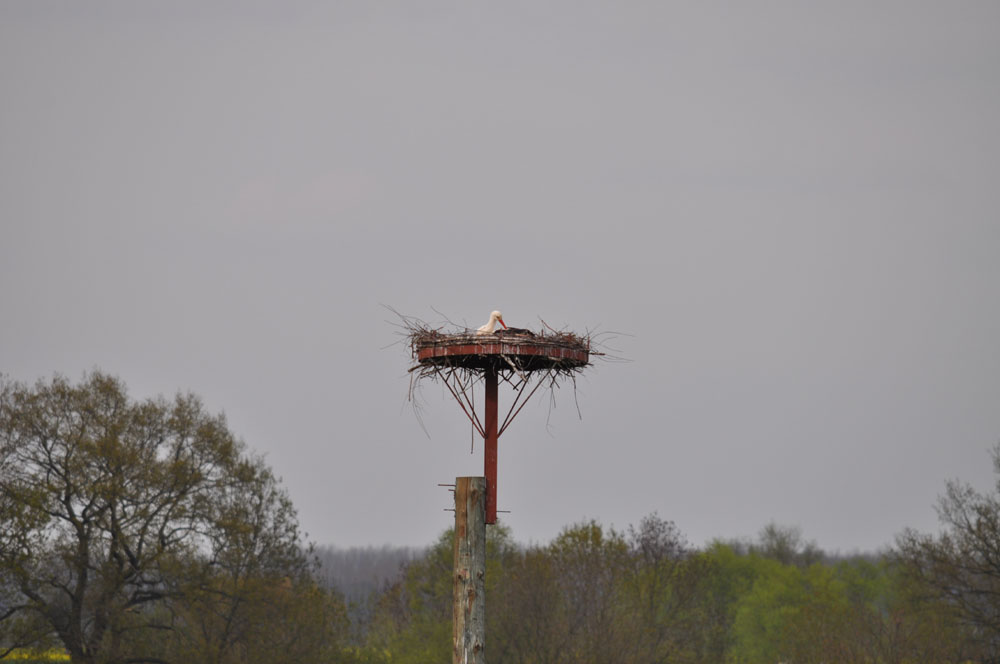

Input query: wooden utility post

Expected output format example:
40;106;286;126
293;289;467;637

453;477;486;664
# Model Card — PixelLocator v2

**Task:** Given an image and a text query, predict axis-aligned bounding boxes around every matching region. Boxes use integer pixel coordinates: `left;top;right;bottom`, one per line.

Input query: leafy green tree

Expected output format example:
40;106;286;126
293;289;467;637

828;558;969;663
0;372;332;664
724;547;969;663
695;542;760;662
896;442;1000;661
618;514;710;664
750;523;824;568
728;554;811;663
146;459;349;664
493;515;709;664
368;529;452;664
492;546;566;664
545;520;629;664
367;524;514;664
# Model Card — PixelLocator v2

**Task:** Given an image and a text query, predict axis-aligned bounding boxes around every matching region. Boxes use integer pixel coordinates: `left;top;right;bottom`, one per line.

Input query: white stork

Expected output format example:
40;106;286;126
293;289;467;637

475;310;507;335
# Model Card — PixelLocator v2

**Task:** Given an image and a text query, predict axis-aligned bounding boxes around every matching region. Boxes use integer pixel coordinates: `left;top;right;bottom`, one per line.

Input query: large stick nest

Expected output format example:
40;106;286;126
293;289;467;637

387;308;618;436
411;327;591;373
390;309;601;376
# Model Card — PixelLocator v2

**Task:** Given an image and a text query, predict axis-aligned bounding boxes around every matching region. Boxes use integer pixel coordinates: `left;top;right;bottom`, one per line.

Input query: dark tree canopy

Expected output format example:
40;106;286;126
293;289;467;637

897;443;1000;661
0;372;340;664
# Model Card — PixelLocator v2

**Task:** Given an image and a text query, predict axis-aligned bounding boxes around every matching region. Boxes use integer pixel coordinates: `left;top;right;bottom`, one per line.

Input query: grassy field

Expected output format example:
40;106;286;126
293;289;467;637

4;650;69;662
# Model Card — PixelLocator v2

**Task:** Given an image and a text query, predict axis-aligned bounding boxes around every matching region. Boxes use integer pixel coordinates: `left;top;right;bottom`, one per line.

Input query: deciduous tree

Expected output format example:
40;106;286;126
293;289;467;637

896;442;1000;661
0;372;330;664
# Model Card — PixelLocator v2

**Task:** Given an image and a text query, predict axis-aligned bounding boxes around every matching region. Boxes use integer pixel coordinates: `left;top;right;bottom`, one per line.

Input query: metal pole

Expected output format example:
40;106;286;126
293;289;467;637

453;477;486;664
484;368;498;525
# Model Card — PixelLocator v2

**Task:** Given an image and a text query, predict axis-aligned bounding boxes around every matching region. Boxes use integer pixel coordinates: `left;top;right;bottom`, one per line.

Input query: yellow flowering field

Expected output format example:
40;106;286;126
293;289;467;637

5;650;70;662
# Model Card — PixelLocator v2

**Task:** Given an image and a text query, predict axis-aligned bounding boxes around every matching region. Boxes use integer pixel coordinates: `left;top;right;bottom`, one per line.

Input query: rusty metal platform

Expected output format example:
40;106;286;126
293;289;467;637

413;332;589;372
408;327;591;525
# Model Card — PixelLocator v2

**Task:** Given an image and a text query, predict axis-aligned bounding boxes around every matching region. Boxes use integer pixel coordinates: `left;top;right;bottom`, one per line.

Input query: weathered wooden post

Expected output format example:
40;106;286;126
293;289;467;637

453;476;486;664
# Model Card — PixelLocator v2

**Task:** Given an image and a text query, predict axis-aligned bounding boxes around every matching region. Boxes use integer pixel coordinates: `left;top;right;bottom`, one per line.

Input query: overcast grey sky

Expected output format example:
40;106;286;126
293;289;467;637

2;1;999;553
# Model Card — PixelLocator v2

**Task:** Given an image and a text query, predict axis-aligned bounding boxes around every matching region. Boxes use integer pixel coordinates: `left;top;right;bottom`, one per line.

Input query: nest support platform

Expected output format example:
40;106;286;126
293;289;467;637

412;331;590;373
409;330;590;525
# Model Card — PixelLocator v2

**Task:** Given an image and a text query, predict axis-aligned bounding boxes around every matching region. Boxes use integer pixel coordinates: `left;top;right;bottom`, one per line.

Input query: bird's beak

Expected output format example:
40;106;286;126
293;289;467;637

499;317;507;329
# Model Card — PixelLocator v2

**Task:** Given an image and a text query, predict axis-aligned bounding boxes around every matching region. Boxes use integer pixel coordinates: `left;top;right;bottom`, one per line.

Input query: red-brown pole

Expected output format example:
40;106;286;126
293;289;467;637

484;367;498;524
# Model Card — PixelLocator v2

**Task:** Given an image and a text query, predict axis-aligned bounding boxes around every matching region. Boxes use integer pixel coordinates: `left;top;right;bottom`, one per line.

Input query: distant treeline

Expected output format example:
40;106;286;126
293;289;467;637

314;544;427;603
312;523;872;604
326;516;985;663
2;373;996;664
